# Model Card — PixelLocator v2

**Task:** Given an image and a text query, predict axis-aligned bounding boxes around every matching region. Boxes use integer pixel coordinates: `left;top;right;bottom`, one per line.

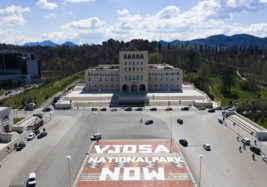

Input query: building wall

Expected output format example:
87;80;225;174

0;107;13;133
119;51;148;92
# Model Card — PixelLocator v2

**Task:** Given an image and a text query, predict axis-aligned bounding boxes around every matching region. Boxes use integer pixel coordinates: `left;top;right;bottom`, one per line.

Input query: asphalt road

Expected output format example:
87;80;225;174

0;108;267;187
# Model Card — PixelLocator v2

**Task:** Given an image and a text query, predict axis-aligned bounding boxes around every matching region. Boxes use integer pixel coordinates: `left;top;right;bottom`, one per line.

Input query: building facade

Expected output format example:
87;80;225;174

0;107;13;133
85;51;183;92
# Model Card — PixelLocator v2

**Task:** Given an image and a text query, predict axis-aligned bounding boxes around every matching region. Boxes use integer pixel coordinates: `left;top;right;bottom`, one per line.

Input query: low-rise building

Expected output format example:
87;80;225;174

85;51;183;92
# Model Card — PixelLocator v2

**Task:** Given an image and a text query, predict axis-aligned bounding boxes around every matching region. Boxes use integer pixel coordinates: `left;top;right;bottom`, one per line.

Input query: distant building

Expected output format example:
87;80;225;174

0;50;40;83
85;51;183;92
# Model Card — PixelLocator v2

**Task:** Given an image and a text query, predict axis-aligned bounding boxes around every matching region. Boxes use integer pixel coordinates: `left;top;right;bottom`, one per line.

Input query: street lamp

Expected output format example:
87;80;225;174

169;111;173;153
66;155;71;187
199;154;204;187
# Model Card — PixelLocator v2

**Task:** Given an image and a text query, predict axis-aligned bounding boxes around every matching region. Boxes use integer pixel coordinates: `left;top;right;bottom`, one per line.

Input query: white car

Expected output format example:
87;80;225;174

27;172;37;186
203;144;211;151
27;133;36;141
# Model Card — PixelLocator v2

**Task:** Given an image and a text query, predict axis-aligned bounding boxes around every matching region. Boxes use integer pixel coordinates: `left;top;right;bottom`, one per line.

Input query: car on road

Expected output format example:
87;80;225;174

110;108;117;111
223;106;231;110
125;107;132;111
42;107;51;112
33;129;40;135
179;139;188;147
27;172;37;186
165;107;173;111
37;131;47;139
16;141;26;151
145;120;154;125
177;119;183;124
208;108;215;113
100;108;107;111
241;138;251;146
214;106;222;110
135;107;143;111
250;146;261;155
198;107;206;110
91;107;98;111
27;133;36;141
150;107;157;111
203;144;211;151
181;107;189;111
262;156;267;163
90;133;102;141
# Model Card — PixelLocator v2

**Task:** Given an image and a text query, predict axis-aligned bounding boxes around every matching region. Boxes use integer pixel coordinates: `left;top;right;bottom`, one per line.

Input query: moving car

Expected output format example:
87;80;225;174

100;108;107;111
16;141;26;151
208;108;215;113
27;172;37;186
241;138;251;146
37;131;47;139
110;108;117;111
135;107;143;111
262;156;267;163
145;120;153;125
91;107;98;111
165;107;173;111
125;107;132;111
250;146;261;155
214;106;222;110
181;107;189;111
27;133;36;141
42;107;51;112
91;133;102;141
223;106;231;110
203;144;211;151
177;119;183;124
150;107;157;111
198;107;206;110
179;139;188;147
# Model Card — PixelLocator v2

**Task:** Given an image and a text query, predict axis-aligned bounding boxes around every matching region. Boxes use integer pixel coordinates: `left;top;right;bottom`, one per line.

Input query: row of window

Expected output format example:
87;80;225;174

124;61;143;66
88;73;118;76
124;54;144;59
88;85;119;88
149;77;179;81
125;75;143;80
151;84;179;88
88;78;119;82
124;67;143;71
149;72;179;75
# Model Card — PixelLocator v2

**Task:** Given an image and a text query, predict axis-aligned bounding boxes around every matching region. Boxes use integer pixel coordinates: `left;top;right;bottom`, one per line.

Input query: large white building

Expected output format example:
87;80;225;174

85;51;183;93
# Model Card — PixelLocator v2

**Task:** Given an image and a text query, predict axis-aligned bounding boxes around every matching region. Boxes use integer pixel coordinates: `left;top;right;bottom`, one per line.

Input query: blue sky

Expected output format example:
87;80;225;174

0;0;267;45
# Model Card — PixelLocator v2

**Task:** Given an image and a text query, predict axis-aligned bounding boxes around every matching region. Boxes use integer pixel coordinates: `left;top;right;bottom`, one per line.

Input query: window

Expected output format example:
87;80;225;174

125;62;126;65
124;54;127;59
89;78;91;81
88;73;90;76
172;78;174;81
136;54;139;58
149;72;151;75
125;67;127;71
160;77;162;81
141;62;143;65
166;72;168;75
133;75;135;80
100;78;102;82
160;84;162;87
141;67;143;71
137;75;139;80
177;77;179;80
141;75;143;80
140;54;144;59
111;78;113;81
137;62;139;65
132;54;135;59
133;67;135;71
155;84;157;87
129;75;131;80
125;75;127;80
129;61;131;65
129;67;131;71
133;62;135;65
128;54;131;59
137;67;139;71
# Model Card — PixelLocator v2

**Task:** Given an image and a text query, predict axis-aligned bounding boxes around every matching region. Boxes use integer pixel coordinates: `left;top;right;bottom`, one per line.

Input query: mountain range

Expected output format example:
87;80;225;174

159;34;267;49
24;40;78;47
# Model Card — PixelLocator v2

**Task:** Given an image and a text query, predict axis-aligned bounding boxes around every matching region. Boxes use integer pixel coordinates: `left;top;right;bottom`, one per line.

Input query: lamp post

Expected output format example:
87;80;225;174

199;154;204;187
66;155;71;187
169;111;173;153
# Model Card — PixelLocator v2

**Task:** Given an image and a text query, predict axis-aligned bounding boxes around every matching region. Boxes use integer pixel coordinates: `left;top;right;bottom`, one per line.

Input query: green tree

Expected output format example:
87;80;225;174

220;66;235;93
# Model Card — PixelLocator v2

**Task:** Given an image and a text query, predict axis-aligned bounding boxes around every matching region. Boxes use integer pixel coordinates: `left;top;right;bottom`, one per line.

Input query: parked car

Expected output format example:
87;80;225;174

150;107;157;111
27;133;36;141
223;106;231;110
125;107;132;111
33;129;40;135
203;144;211;151
179;139;188;147
27;172;37;187
91;133;102;141
208;108;215;113
177;119;183;124
16;141;26;151
198;107;206;110
241;138;251;146
262;156;267;163
135;107;143;111
214;106;222;110
145;120;154;125
91;107;98;111
181;107;189;111
100;108;107;111
110;108;117;111
250;146;261;155
37;131;47;139
42;107;51;112
165;107;173;111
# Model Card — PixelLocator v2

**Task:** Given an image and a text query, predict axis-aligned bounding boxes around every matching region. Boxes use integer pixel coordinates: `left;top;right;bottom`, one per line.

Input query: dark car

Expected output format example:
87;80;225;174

208;108;215;113
91;107;98;111
179;139;188;147
223;106;231;110
125;107;132;111
100;108;107;111
181;107;189;111
33;129;40;135
214;106;222;110
90;133;102;141
16;141;26;151
42;107;51;112
53;96;60;104
37;131;47;139
250;146;261;155
145;120;153;125
135;107;143;111
177;119;183;124
150;107;157;111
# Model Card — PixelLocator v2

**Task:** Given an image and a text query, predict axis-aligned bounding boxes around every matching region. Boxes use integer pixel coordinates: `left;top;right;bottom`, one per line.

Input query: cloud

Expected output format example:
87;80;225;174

44;13;56;19
61;17;105;31
226;0;267;11
64;0;95;3
37;0;57;10
0;5;30;26
117;9;129;15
